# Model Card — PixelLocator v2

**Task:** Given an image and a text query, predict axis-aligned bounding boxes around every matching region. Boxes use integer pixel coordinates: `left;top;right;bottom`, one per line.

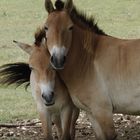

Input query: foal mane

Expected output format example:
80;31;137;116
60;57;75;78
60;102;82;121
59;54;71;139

55;0;106;35
34;27;46;46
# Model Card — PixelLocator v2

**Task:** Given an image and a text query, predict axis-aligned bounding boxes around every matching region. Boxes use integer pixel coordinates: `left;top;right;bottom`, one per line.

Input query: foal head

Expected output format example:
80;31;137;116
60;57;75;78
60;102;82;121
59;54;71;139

44;0;74;69
14;28;55;106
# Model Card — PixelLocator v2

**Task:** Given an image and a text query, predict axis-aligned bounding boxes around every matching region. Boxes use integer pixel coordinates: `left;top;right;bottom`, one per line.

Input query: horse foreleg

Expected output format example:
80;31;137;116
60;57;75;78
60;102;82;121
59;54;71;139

52;114;62;139
70;107;79;140
88;109;117;140
60;106;73;140
37;104;53;140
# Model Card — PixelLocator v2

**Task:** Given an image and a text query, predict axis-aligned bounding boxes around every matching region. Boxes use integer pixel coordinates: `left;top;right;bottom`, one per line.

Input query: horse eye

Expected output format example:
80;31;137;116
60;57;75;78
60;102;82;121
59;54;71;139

44;26;48;31
69;26;73;31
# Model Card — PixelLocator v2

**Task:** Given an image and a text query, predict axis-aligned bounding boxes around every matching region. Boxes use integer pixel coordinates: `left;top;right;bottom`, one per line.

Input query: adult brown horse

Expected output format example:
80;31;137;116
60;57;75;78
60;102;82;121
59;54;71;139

43;0;140;140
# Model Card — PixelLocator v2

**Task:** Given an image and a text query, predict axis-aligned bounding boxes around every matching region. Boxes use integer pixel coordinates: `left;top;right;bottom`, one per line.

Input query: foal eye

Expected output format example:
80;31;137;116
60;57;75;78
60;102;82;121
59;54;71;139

68;26;73;31
29;66;34;71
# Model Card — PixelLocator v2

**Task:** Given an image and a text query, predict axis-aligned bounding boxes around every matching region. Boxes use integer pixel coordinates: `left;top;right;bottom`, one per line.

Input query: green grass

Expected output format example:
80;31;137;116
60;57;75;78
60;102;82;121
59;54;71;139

0;0;47;65
0;0;140;122
0;86;37;123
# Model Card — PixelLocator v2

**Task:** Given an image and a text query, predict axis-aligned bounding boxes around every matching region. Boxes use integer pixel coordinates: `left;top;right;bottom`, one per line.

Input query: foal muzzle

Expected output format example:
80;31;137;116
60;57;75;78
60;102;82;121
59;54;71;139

42;92;55;106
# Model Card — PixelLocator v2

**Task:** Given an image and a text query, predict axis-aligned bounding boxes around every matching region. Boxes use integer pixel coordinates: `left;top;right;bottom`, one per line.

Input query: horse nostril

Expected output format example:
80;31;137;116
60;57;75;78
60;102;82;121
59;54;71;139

51;92;54;98
42;94;45;100
63;56;66;64
42;92;54;103
48;92;54;101
51;56;54;63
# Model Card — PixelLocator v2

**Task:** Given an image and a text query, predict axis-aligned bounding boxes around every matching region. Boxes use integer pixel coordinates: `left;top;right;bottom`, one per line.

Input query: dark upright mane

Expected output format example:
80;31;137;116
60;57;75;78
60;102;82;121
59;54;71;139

0;63;31;89
55;0;106;35
55;0;64;11
70;8;106;35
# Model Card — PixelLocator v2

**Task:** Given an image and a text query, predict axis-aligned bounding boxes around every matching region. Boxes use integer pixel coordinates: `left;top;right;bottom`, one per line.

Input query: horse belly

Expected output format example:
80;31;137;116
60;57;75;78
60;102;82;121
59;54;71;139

112;88;140;115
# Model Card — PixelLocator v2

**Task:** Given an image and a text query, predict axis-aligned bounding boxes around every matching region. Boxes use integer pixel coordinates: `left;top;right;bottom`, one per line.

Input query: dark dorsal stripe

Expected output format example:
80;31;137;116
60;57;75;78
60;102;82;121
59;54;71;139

70;7;106;35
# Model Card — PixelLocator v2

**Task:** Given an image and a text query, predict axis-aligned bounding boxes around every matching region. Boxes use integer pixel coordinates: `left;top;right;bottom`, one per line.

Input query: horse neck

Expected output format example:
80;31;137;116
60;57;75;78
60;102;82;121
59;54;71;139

60;25;99;84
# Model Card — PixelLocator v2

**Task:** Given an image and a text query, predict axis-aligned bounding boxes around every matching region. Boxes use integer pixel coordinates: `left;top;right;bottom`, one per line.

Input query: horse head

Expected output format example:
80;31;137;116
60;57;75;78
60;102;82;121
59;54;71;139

44;0;74;69
14;28;55;106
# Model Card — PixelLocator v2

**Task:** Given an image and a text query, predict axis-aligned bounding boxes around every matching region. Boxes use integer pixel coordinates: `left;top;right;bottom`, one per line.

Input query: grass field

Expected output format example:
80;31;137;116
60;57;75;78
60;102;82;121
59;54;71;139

0;0;140;123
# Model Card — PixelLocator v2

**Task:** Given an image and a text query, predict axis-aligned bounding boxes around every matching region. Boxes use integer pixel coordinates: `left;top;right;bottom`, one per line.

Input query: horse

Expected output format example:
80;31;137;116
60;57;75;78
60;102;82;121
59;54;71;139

43;0;140;140
0;28;79;140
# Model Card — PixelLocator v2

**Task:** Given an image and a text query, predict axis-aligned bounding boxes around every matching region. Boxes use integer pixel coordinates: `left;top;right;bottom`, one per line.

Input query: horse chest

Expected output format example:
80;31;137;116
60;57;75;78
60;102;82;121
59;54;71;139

71;95;90;112
47;106;61;115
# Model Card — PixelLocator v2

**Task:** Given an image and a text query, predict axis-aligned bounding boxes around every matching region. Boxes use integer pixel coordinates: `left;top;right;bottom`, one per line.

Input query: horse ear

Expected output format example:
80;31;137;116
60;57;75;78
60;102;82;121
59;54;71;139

64;0;73;13
13;40;33;54
45;0;54;13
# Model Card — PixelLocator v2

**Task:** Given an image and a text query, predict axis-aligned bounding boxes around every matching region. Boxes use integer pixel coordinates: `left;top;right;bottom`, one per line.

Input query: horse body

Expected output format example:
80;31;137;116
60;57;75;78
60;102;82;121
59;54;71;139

94;36;140;115
61;27;140;134
61;32;140;113
44;0;140;139
60;31;140;139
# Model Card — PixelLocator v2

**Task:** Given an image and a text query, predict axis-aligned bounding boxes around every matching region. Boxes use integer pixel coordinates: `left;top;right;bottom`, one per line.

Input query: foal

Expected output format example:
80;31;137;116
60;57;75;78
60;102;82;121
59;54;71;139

0;28;79;140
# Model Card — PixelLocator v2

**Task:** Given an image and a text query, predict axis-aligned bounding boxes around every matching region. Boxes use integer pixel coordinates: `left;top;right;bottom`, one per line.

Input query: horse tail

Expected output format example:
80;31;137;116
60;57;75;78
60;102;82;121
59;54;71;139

0;62;31;89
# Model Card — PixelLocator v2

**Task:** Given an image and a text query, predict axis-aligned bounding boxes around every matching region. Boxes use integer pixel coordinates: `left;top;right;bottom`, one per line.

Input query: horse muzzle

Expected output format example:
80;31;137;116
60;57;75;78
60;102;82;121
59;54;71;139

50;55;66;70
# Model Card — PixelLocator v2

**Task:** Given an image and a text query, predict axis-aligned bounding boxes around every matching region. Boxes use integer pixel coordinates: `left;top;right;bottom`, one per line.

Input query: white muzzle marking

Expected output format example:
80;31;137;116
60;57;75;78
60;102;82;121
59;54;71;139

39;81;55;97
50;45;68;58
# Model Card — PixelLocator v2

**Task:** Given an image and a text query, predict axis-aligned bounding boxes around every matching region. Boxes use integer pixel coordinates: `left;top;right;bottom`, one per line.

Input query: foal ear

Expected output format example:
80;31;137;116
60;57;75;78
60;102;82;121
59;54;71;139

13;40;33;54
64;0;73;13
45;0;54;13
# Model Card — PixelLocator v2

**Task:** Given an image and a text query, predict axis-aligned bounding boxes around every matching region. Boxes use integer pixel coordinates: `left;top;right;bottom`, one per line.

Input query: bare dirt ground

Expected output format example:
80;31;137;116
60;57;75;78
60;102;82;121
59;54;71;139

0;112;140;140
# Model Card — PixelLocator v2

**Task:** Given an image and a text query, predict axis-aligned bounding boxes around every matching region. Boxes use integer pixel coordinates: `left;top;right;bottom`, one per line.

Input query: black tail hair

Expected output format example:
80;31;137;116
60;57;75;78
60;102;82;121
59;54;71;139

0;62;31;89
